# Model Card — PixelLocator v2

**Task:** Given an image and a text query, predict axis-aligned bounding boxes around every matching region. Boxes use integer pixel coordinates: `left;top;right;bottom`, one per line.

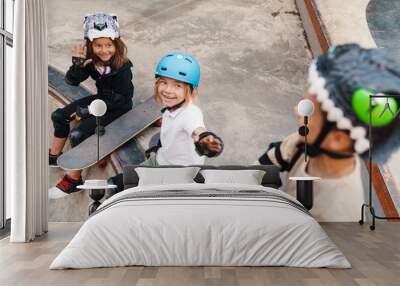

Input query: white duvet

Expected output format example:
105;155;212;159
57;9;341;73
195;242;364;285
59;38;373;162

50;183;350;269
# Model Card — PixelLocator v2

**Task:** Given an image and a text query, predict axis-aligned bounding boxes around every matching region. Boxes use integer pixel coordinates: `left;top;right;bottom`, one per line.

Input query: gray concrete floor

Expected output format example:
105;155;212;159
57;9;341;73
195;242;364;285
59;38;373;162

47;0;311;165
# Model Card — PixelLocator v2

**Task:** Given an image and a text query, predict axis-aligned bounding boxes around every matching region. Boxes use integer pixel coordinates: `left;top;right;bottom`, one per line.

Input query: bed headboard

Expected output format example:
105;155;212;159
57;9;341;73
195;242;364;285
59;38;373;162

123;165;282;189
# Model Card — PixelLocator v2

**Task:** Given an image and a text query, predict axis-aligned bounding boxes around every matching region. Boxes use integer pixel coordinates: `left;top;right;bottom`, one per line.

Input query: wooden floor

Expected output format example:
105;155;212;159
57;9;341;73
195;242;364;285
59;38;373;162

0;222;399;286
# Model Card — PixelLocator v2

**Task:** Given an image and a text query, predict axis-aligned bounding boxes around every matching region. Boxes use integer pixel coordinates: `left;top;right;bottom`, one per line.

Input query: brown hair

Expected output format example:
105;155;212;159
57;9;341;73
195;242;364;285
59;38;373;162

153;77;199;107
86;38;129;70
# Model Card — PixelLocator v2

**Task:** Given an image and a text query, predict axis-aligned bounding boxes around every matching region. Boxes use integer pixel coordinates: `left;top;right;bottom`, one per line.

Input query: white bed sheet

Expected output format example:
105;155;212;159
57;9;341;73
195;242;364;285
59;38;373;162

50;183;350;269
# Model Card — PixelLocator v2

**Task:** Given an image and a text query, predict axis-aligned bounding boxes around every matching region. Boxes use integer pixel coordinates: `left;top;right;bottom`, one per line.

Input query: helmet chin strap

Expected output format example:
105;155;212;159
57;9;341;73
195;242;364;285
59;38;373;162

300;121;354;160
161;100;185;113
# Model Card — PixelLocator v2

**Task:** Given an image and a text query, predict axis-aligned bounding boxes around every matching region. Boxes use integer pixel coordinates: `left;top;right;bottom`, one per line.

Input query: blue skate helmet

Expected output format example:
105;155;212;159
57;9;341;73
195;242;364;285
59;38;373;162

155;52;201;88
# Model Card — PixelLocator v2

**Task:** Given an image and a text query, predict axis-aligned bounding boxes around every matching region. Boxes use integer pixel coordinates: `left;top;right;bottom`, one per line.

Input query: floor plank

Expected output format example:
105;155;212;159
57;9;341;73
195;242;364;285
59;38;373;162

0;222;399;286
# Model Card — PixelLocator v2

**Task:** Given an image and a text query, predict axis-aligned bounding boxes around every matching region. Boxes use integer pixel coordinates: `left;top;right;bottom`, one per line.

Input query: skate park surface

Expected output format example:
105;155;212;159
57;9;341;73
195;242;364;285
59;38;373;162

47;0;399;221
47;0;310;221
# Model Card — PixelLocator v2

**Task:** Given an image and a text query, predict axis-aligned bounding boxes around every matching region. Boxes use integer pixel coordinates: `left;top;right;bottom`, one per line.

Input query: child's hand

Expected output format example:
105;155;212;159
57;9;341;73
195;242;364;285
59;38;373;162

72;42;86;59
193;129;224;157
144;145;160;160
145;151;156;160
200;135;222;153
71;42;92;67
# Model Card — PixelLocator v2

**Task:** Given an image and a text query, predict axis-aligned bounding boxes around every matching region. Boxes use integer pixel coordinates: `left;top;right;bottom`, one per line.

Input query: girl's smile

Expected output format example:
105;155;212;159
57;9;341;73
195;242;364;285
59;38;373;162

158;77;186;107
92;38;116;62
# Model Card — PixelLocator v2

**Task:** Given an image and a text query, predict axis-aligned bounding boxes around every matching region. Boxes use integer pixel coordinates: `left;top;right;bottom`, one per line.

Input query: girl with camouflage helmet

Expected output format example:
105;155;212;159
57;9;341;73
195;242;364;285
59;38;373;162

49;13;134;198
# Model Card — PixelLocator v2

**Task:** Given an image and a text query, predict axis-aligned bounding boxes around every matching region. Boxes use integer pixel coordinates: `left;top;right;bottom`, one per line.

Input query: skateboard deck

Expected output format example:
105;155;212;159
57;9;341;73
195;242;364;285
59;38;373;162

113;132;161;166
112;138;145;167
48;65;92;103
57;97;161;170
49;65;154;170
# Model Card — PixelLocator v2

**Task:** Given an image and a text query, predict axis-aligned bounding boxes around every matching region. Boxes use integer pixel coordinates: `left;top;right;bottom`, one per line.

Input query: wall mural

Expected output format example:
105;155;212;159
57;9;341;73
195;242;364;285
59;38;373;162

47;0;400;223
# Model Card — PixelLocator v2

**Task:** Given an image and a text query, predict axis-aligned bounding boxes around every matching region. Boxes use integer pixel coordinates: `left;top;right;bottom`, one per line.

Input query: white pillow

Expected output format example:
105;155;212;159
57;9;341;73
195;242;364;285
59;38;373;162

135;167;201;186
200;169;266;185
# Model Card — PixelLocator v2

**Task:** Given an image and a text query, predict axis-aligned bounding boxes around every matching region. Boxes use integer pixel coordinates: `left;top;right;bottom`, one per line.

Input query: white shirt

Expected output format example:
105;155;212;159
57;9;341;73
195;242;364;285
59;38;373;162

156;102;205;165
267;133;365;222
285;153;364;222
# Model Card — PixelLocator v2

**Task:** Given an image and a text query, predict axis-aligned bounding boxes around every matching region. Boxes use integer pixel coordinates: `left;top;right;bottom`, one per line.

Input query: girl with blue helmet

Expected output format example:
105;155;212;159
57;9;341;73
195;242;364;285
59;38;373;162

107;52;224;193
146;52;224;166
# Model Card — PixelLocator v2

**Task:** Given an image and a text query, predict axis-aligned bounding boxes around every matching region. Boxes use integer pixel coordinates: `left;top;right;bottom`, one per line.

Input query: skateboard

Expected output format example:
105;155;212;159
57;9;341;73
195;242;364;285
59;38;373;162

49;65;160;170
112;138;145;167
48;65;92;104
113;132;161;167
57;97;161;170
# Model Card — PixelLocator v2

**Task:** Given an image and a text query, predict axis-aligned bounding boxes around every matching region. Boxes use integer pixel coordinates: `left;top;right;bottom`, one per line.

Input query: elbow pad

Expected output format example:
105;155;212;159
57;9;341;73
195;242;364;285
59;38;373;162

258;141;291;171
258;142;277;165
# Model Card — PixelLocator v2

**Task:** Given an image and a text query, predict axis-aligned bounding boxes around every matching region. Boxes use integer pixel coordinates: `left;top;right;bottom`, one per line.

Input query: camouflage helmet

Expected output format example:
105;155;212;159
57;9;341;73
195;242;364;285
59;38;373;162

83;13;120;41
308;44;400;162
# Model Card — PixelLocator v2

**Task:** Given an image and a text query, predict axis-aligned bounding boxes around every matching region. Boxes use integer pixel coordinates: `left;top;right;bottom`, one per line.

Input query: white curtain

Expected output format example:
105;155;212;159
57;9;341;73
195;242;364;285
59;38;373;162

8;0;48;242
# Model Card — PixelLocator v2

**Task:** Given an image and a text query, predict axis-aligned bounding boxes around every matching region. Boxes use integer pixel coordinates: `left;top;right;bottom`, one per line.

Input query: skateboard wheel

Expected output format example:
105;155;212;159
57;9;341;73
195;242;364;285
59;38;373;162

154;118;162;128
98;159;108;169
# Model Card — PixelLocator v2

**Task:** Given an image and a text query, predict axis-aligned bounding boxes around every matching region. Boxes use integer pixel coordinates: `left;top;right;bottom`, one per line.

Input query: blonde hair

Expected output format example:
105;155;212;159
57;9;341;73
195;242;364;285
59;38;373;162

154;77;199;107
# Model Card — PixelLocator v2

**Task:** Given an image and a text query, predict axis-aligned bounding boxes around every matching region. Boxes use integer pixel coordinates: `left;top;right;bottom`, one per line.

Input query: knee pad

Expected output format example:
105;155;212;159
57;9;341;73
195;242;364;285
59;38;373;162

108;174;124;194
52;109;72;138
51;109;71;125
69;129;89;147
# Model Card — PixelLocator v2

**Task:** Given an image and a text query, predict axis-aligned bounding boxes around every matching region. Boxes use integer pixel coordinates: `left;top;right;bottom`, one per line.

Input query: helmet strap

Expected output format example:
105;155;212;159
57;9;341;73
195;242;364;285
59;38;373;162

301;121;353;160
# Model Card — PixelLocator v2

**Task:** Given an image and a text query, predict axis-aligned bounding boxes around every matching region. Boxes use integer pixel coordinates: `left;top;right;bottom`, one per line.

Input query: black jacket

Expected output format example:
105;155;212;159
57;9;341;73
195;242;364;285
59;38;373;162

65;61;134;111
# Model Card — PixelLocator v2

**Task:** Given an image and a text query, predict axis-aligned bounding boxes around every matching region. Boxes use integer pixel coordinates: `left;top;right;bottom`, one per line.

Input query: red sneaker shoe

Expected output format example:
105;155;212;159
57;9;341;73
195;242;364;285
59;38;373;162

55;175;83;195
154;118;162;128
98;158;108;169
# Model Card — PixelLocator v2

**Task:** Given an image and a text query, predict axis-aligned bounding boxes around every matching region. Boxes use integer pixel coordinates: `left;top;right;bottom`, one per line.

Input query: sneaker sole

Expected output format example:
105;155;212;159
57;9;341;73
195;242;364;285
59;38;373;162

48;187;69;199
48;187;82;199
48;165;60;168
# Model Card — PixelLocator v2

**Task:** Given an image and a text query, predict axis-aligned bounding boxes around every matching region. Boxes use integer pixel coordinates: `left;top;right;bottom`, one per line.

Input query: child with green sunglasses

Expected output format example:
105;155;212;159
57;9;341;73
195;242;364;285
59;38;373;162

258;44;400;222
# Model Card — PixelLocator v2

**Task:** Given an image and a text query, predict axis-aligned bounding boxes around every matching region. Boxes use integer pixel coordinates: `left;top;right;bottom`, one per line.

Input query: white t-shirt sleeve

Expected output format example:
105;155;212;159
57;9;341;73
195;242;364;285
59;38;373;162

182;106;205;136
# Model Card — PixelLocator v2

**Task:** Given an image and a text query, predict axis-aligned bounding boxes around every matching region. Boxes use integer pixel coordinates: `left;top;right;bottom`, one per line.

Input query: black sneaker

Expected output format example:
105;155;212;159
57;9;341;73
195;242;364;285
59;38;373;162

49;149;62;167
55;174;83;195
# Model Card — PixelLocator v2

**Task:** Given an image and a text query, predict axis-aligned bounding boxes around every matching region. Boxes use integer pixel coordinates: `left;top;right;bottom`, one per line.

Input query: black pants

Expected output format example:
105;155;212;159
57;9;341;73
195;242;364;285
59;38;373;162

108;173;124;194
51;95;131;146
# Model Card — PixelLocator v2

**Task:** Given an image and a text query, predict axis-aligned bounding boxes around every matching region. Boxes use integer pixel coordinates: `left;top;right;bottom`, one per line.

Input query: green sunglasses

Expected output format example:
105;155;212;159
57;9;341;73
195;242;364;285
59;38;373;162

352;88;399;127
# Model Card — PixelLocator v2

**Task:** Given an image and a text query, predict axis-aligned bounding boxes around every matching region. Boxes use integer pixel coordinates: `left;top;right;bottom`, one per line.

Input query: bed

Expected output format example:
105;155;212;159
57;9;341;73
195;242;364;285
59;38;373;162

50;165;350;269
